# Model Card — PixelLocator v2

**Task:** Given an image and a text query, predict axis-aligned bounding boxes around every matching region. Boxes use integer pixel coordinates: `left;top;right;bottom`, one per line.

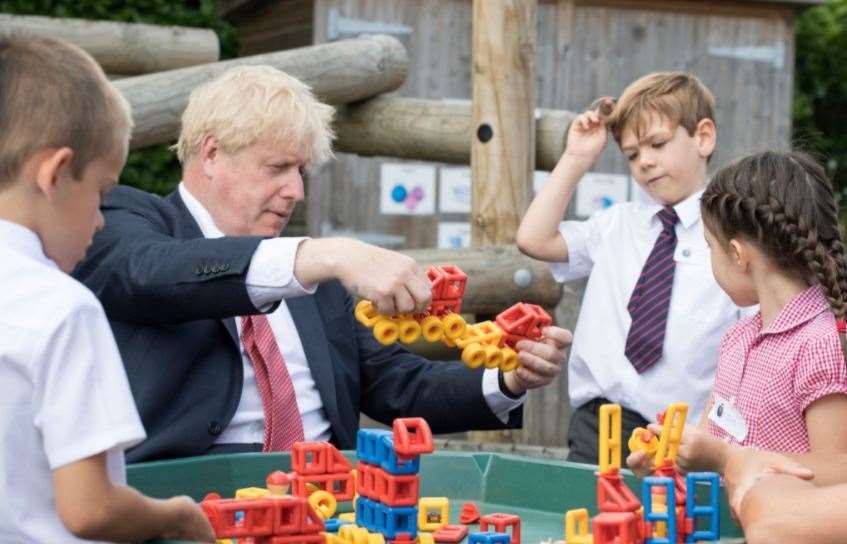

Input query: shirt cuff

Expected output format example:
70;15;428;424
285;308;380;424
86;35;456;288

549;221;591;283
246;237;318;311
482;368;525;423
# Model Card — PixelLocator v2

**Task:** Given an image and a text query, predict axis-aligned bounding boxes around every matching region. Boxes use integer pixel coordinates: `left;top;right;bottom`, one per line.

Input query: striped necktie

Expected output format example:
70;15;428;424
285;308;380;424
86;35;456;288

624;207;679;373
240;314;304;451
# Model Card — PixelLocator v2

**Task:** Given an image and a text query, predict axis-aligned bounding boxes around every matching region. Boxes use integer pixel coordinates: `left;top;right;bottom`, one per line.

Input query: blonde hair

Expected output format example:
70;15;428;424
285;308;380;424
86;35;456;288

0;33;133;186
601;72;716;148
174;65;335;167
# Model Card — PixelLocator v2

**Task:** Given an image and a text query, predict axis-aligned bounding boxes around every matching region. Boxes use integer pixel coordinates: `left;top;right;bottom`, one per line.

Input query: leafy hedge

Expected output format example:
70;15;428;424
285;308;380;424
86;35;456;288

0;0;239;195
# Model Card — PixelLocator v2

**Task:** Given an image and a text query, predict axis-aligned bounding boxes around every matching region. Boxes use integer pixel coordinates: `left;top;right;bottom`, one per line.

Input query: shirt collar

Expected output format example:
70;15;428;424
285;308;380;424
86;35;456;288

178;182;224;239
643;188;704;230
0;218;55;268
759;284;830;336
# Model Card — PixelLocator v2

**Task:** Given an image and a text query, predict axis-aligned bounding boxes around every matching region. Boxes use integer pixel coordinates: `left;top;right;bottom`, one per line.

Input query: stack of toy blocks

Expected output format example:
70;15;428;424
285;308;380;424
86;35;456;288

200;492;325;543
289;441;355;504
355;418;434;543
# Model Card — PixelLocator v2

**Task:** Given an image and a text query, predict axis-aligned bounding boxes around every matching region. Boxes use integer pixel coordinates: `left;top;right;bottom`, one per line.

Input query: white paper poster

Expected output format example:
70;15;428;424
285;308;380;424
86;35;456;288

575;172;630;217
438;166;472;213
437;222;471;249
380;163;436;215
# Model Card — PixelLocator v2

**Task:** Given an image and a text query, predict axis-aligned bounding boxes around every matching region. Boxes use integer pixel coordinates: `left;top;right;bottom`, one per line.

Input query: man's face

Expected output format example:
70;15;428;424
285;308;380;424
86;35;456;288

620;113;709;206
207;139;308;237
45;140;127;272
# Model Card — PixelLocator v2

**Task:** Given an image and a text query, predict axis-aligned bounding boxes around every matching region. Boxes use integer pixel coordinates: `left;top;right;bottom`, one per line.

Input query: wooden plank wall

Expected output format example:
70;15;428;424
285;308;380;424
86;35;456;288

303;0;795;447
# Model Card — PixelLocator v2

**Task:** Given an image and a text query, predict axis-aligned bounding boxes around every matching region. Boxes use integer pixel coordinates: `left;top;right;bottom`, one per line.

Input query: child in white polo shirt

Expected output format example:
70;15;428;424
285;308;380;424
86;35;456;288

517;72;744;463
0;34;214;542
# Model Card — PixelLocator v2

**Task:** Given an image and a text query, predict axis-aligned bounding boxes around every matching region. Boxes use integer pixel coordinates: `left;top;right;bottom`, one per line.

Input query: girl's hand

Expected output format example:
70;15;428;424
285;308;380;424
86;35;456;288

625;450;655;479
665;423;731;474
562;108;609;164
723;447;814;519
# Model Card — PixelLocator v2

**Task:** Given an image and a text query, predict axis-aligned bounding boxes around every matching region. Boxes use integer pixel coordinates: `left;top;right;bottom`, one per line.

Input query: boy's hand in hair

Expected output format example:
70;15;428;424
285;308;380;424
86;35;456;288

563;107;609;166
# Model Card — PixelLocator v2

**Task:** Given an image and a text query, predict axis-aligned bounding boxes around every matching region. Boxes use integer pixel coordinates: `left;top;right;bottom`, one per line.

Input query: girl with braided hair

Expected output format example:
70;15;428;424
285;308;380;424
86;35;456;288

632;150;847;478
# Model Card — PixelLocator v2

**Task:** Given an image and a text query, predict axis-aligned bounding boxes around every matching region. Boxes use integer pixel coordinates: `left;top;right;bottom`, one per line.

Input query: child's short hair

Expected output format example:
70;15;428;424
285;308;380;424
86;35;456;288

173;65;335;168
602;72;716;147
0;33;133;186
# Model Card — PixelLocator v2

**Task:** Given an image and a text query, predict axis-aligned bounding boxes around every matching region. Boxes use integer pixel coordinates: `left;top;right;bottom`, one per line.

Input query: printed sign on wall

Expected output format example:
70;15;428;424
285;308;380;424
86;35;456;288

438;166;472;213
575;172;630;217
380;163;436;215
437;222;471;249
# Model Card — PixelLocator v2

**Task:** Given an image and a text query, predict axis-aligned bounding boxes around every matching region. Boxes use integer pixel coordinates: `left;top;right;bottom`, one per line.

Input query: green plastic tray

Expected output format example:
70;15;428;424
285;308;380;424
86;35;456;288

128;451;744;543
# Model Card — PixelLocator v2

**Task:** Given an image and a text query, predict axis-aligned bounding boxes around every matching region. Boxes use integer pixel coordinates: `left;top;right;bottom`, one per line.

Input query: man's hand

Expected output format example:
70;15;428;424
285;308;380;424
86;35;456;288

295;238;431;315
502;326;572;395
724;447;814;519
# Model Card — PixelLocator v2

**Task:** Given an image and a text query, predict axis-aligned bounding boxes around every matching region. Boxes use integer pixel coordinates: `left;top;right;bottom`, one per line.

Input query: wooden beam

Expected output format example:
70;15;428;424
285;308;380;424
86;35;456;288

470;0;537;247
402;246;562;314
0;14;219;75
334;96;574;171
118;34;409;150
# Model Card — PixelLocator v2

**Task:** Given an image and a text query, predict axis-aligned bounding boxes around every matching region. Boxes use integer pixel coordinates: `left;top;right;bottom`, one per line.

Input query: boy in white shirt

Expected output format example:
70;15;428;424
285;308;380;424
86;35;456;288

517;72;742;463
0;34;214;542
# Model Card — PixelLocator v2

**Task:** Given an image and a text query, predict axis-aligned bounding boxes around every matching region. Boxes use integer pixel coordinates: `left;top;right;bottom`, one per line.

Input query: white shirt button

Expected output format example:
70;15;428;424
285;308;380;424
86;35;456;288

682;248;691;258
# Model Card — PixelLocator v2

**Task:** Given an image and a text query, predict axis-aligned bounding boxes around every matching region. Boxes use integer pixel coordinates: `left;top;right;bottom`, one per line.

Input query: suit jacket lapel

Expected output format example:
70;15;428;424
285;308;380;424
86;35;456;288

165;190;239;345
286;295;342;439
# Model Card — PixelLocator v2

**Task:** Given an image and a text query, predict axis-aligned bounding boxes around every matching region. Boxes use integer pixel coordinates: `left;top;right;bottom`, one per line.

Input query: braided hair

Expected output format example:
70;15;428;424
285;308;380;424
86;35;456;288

701;151;847;357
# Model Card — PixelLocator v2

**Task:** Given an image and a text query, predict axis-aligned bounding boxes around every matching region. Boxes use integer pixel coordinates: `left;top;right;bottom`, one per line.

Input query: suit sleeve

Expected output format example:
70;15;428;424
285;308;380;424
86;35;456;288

345;290;522;434
73;187;268;324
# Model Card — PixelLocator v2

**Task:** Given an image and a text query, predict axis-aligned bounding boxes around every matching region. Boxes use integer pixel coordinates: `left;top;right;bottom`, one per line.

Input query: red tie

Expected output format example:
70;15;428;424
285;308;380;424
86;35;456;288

239;314;304;451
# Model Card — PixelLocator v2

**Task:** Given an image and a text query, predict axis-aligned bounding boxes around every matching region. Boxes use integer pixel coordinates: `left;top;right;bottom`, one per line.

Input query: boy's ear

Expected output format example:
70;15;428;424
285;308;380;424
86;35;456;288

694;118;717;159
34;147;74;200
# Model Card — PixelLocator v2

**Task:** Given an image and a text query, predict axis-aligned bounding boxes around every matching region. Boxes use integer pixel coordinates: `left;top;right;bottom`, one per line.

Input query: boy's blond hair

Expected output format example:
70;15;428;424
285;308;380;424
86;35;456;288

602;72;716;149
0;33;133;186
173;65;335;168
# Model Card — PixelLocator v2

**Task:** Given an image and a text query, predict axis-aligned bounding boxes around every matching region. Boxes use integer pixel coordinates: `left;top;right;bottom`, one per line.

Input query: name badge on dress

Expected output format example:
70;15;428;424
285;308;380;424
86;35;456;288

707;395;748;442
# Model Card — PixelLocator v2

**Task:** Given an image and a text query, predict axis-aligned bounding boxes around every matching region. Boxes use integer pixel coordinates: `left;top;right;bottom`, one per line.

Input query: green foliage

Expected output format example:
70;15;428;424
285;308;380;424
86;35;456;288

794;1;847;207
0;0;240;195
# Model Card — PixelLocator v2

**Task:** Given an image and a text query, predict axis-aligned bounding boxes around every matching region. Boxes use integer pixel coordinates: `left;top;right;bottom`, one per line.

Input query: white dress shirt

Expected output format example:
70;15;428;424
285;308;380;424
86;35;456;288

551;189;745;422
178;184;521;444
0;219;146;543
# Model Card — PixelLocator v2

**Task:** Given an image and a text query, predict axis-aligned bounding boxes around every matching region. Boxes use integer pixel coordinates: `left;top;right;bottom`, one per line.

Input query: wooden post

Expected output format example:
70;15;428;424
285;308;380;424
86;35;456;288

334;96;574;171
470;0;537;247
0;14;219;75
118;35;408;150
469;0;537;445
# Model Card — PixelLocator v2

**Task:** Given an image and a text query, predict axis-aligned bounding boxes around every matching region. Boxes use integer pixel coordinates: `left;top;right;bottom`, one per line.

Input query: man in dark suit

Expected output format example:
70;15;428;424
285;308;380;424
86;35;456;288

74;65;570;463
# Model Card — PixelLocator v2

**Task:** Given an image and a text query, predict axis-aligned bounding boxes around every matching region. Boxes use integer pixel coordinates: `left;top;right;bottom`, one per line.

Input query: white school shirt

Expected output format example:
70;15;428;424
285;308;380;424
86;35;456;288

0;219;146;543
551;189;743;422
177;184;521;445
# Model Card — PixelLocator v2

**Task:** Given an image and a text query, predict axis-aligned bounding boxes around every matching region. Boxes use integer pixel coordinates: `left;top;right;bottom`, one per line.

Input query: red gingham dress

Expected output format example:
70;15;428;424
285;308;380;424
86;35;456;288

707;284;847;452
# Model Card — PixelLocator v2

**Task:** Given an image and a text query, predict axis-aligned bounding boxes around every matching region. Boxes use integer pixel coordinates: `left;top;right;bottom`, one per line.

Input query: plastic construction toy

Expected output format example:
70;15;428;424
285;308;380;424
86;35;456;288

564;402;721;544
355;265;552;373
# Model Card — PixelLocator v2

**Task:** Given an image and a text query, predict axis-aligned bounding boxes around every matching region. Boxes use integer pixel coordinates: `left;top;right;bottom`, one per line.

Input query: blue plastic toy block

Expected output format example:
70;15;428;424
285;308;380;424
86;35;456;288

685;472;720;543
323;518;351;532
356;429;392;465
468;532;511;543
643;476;677;544
378;504;417;539
379;434;420;475
355;496;379;532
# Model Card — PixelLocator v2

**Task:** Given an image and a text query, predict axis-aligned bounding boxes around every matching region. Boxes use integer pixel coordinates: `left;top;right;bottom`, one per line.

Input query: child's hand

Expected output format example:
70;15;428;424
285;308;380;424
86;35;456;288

161;496;216;543
625;450;655;479
668;423;731;474
723;447;814;519
562;108;609;164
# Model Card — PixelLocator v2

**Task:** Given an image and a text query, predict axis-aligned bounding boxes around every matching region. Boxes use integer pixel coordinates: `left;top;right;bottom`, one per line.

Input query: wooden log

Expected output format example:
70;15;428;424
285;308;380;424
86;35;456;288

402;246;562;315
334;96;573;171
0;14;218;75
470;0;537;246
119;34;409;150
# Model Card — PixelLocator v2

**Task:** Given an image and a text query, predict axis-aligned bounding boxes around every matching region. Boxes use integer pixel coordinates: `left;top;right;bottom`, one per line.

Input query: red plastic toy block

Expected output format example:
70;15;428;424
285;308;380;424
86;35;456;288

459;501;481;524
480;513;521;544
356;462;377;499
593;511;640;544
291;442;329;475
270;534;325;544
392;417;434;459
495;302;553;349
292;471;355;501
433;524;469;543
271;496;308;535
596;468;641;513
376;471;420;507
325;441;353;473
653;460;687;507
428;265;468;304
389;533;414;544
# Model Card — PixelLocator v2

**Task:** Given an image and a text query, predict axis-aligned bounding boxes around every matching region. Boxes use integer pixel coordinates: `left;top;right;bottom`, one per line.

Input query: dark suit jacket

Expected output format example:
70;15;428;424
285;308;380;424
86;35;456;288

73;186;520;462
